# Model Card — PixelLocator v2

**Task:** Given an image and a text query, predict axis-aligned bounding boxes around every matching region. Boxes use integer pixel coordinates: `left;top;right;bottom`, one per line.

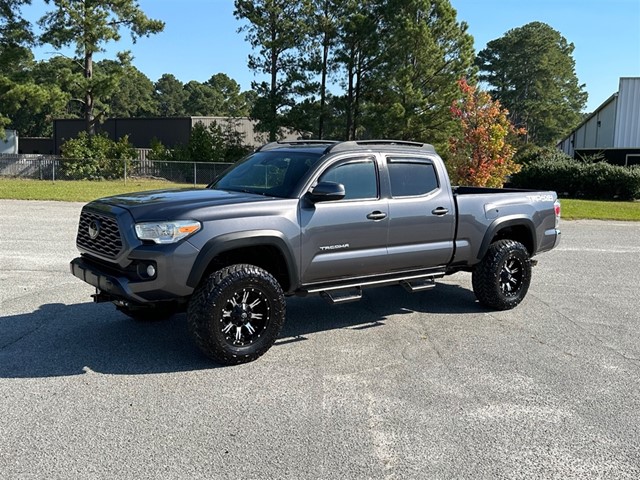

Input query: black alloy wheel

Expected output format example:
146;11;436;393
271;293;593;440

187;264;286;365
472;239;532;311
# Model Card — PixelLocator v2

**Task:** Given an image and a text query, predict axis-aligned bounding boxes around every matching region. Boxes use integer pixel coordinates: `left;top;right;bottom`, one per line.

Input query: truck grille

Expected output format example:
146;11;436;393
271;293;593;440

77;210;123;259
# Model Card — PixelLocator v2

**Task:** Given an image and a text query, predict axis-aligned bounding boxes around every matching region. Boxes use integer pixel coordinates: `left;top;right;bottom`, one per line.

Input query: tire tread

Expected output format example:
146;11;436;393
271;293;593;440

187;264;285;365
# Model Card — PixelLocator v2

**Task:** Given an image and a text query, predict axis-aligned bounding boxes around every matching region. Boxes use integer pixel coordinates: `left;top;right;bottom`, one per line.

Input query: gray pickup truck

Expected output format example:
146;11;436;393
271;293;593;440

70;140;561;364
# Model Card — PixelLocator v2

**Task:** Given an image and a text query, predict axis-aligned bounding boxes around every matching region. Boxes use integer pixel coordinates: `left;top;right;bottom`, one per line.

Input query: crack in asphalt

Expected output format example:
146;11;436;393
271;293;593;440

529;292;640;368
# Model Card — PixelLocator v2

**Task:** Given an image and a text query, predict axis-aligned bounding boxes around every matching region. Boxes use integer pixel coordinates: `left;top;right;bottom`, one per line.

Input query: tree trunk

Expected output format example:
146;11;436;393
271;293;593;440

345;47;355;140
319;40;329;139
84;51;95;136
353;53;362;140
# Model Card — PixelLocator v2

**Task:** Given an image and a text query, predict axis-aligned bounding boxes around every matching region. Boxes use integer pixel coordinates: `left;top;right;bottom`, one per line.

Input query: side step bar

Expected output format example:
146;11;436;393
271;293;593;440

312;271;444;305
320;288;363;305
400;278;436;293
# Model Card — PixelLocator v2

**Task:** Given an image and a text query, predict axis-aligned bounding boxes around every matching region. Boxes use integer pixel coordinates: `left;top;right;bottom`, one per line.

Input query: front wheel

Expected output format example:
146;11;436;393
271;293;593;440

472;240;532;310
187;264;286;365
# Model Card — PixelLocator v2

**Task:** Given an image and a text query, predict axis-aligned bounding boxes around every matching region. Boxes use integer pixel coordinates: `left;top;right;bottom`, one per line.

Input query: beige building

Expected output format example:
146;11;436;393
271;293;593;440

557;77;640;166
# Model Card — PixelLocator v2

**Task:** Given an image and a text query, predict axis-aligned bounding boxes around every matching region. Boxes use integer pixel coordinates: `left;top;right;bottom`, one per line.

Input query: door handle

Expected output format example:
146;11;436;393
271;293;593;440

431;207;449;216
366;211;387;221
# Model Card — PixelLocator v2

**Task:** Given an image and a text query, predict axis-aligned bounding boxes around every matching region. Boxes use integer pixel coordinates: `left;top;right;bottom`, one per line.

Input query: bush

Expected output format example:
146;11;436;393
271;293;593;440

59;132;136;180
510;148;640;200
514;145;570;165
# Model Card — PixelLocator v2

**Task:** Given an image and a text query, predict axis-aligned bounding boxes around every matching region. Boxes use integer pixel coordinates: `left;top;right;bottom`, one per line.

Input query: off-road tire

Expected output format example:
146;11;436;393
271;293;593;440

187;264;286;365
472;240;532;310
116;303;178;322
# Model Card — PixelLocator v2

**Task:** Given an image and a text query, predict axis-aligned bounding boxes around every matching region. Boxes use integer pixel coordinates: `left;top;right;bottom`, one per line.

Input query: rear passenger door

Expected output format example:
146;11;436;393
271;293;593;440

385;156;455;271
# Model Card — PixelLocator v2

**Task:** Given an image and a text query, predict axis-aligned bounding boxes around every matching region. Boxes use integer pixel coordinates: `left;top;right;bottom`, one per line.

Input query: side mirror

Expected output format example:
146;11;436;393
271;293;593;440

307;181;345;202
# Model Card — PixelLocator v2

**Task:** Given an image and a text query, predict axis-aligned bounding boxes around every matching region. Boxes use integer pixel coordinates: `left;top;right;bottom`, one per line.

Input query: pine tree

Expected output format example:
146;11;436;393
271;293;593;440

39;0;164;134
476;22;587;145
234;0;311;141
365;0;475;148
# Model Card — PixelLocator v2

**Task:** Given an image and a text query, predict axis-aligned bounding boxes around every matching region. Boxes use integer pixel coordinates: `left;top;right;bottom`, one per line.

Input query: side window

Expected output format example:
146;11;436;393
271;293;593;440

388;159;439;197
319;159;378;200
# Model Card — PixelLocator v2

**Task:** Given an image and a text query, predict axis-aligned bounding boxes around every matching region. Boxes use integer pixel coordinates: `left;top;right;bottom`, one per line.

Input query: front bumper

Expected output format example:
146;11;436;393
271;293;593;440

70;240;199;304
70;256;138;302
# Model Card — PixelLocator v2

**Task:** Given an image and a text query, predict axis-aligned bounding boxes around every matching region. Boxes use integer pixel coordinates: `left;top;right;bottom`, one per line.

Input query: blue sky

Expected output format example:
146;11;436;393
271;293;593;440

25;0;640;113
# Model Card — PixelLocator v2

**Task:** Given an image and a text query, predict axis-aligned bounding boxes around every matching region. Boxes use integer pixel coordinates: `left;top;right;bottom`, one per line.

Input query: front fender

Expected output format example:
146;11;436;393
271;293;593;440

186;230;298;292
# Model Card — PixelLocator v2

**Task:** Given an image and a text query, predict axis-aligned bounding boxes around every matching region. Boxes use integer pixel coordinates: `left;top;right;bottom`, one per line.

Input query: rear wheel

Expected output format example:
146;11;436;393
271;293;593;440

187;264;286;365
472;240;532;310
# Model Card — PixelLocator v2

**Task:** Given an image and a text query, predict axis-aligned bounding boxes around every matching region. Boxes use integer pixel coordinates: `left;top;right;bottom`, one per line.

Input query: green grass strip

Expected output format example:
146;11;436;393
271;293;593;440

0;178;197;203
560;199;640;221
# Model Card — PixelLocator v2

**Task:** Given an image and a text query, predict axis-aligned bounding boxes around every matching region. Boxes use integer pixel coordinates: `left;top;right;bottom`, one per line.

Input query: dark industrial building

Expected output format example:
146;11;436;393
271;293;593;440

19;116;299;154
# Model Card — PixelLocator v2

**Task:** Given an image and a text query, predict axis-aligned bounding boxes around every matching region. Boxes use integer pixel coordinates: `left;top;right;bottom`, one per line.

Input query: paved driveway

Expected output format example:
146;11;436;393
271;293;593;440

1;200;639;479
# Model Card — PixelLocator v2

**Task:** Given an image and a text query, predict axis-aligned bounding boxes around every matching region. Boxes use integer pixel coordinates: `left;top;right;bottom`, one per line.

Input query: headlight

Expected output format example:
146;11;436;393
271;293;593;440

135;220;201;244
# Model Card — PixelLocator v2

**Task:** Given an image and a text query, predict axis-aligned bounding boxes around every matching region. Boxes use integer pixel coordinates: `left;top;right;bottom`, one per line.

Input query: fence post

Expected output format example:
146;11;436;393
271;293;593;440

194;162;197;187
52;158;56;182
124;158;127;184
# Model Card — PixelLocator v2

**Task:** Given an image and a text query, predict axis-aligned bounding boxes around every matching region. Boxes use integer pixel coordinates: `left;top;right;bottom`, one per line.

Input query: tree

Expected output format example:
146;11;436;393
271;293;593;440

99;60;158;118
333;0;384;140
0;0;32;134
183;80;220;116
476;21;587;145
365;0;475;147
447;79;522;187
59;131;136;179
154;121;251;163
234;0;311;141
1;57;70;136
298;0;340;138
38;0;164;134
205;73;252;117
154;73;188;117
1;0;70;137
182;75;251;117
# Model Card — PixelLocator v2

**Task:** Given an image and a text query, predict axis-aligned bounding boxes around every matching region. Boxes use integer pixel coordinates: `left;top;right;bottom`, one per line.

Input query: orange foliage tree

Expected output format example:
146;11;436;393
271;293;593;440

447;79;523;187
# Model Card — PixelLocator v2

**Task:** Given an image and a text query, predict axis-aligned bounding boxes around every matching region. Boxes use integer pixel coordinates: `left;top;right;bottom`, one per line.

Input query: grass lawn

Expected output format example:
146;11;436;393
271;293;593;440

559;198;640;221
1;178;639;221
0;178;198;202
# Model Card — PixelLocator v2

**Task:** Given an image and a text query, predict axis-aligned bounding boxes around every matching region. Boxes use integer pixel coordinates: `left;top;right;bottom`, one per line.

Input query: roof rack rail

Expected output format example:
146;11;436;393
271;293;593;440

327;139;435;153
257;140;338;151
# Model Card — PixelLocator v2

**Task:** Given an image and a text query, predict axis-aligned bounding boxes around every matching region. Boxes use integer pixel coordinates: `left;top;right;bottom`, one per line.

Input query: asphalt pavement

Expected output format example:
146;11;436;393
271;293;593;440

1;199;639;479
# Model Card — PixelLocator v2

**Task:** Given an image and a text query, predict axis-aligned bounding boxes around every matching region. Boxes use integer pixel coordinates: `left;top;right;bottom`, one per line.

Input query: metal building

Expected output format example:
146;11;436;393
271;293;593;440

1;129;19;154
50;116;300;155
557;77;640;166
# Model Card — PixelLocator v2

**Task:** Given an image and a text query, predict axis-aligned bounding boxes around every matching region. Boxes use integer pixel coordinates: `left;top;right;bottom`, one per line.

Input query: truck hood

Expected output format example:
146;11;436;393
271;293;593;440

93;188;279;221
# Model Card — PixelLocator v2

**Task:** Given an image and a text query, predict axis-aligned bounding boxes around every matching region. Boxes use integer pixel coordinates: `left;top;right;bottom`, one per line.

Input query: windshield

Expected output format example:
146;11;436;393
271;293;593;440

210;150;322;198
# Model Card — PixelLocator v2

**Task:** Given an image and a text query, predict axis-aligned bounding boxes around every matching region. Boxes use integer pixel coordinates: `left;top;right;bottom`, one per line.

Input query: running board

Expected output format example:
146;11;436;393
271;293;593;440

303;269;445;303
320;287;363;305
400;278;436;293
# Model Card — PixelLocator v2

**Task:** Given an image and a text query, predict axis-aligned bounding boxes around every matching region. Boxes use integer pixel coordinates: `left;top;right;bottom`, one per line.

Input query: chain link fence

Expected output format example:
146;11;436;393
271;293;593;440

0;154;234;185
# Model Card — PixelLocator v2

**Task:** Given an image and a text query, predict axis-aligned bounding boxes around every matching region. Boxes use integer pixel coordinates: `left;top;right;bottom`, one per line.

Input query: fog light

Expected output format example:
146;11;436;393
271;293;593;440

146;265;156;277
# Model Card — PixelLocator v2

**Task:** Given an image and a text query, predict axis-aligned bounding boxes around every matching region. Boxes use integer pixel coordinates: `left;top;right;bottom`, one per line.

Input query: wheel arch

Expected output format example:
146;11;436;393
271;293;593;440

477;216;536;260
186;231;297;293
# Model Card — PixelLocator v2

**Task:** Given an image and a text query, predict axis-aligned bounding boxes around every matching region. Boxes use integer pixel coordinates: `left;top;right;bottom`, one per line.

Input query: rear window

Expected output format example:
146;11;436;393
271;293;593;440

387;159;439;197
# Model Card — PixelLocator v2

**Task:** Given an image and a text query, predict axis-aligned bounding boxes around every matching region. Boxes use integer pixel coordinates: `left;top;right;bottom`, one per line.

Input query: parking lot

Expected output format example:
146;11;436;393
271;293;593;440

1;199;639;479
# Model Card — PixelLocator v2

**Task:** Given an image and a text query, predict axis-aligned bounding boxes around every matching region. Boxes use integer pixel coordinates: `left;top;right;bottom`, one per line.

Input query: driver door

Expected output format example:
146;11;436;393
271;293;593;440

299;156;389;284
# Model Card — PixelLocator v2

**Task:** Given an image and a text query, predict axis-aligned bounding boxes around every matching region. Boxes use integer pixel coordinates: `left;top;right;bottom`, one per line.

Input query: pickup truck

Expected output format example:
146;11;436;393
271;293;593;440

70;140;561;365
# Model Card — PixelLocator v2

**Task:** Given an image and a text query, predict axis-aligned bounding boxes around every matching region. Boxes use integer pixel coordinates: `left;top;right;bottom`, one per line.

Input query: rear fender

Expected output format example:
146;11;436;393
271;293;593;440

477;216;536;260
